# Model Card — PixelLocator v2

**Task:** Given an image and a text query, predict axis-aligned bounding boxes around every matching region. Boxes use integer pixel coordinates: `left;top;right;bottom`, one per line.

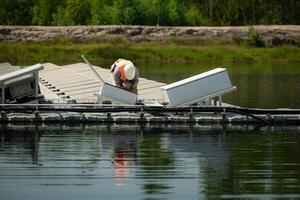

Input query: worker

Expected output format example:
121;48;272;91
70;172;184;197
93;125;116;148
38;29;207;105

110;59;139;94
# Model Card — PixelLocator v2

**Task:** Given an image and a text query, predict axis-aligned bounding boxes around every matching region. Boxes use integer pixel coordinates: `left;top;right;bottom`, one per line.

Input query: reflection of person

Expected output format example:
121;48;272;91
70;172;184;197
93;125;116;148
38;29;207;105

112;139;137;182
110;59;139;94
113;147;127;180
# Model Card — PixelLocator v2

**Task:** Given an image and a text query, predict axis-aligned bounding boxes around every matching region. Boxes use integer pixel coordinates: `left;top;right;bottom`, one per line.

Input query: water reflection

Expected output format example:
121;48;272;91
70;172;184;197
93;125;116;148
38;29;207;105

1;124;300;199
138;134;175;195
0;124;40;164
110;133;137;185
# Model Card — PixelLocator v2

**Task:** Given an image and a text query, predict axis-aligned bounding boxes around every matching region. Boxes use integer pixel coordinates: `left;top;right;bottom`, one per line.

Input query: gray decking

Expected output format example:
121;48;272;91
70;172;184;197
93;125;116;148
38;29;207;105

0;63;20;76
39;62;167;103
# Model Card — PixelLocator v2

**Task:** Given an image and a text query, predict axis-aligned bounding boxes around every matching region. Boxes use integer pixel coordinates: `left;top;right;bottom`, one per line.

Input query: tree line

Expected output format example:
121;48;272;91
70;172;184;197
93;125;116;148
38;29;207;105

1;0;299;26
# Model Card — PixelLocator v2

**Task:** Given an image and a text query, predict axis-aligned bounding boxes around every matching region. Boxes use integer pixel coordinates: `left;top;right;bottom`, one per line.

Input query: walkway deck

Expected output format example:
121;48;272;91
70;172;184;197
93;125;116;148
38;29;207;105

39;62;166;103
0;63;20;75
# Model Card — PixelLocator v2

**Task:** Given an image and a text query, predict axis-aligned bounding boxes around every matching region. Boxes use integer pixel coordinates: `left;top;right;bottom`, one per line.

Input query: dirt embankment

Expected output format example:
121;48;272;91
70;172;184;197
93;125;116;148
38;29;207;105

0;25;299;43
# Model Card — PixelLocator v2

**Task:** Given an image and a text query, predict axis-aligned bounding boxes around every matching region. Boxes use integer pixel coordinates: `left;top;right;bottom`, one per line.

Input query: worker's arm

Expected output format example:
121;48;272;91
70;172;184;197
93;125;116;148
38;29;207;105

113;71;122;87
130;84;138;94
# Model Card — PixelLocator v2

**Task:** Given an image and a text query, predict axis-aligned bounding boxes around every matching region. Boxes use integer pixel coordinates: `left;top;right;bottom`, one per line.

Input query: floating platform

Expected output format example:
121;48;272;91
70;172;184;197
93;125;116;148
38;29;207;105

1;113;299;125
1;62;300;125
0;104;300;125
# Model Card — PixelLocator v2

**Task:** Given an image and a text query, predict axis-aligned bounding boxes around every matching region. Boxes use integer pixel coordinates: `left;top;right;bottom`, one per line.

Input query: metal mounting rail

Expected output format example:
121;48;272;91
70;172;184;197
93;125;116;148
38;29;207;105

1;104;300;113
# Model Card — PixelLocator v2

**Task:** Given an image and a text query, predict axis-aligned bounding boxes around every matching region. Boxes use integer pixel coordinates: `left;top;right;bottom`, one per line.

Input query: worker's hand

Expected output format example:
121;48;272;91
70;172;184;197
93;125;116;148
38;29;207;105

122;81;133;90
122;81;137;94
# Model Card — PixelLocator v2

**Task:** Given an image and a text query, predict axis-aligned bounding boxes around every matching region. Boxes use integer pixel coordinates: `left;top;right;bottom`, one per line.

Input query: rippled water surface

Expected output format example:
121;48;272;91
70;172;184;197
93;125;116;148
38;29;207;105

1;125;300;199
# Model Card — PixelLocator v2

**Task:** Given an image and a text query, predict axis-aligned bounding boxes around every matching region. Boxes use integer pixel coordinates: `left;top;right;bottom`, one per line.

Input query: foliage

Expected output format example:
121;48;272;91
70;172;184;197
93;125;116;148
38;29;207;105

185;6;207;26
1;0;299;26
65;0;92;25
246;26;265;47
0;0;35;25
91;0;112;25
1;40;300;66
113;0;139;24
52;4;75;26
165;0;185;25
32;0;61;25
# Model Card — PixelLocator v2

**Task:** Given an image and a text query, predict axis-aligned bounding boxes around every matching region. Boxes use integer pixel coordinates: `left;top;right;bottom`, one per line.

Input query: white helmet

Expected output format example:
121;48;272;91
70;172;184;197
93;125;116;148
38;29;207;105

124;63;136;80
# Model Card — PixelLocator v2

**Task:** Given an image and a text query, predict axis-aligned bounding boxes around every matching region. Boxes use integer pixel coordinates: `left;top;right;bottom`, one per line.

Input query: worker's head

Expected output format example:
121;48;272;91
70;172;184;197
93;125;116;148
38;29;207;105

124;63;136;80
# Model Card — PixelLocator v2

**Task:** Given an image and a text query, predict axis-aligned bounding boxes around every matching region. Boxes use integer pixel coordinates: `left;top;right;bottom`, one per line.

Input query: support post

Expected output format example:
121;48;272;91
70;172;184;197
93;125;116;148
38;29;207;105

139;108;145;123
35;72;39;99
1;81;5;122
34;72;39;120
222;108;227;122
1;81;5;104
97;94;102;104
218;95;223;106
106;113;112;123
188;108;195;123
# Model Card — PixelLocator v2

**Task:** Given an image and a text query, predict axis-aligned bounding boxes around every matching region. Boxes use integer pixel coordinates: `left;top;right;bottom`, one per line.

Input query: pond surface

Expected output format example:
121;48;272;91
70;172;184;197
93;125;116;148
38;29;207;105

134;62;300;109
1;125;300;200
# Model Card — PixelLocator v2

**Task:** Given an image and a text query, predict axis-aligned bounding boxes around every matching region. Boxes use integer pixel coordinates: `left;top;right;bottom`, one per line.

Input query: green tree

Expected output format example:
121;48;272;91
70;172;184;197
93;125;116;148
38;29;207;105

135;0;157;25
91;0;112;25
0;0;35;25
1;0;300;26
32;0;61;25
66;0;92;25
52;4;74;25
112;0;141;25
185;5;208;26
166;0;186;25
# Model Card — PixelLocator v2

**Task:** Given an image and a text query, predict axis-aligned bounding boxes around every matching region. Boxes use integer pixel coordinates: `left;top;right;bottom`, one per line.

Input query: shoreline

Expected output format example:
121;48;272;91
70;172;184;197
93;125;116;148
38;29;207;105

1;25;300;43
1;25;300;65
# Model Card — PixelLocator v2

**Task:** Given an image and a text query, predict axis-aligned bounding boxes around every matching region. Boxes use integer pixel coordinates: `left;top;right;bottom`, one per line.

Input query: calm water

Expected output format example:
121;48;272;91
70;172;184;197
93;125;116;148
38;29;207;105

1;125;300;199
135;62;300;109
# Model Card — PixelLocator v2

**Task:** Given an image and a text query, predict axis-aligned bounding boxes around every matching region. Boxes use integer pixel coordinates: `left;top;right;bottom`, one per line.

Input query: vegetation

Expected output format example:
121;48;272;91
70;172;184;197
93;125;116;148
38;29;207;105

1;38;299;66
246;26;266;47
0;0;299;26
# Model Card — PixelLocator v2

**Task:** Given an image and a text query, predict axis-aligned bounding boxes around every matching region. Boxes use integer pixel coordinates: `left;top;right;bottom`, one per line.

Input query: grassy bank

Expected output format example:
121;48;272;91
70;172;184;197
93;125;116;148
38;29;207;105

0;39;300;66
